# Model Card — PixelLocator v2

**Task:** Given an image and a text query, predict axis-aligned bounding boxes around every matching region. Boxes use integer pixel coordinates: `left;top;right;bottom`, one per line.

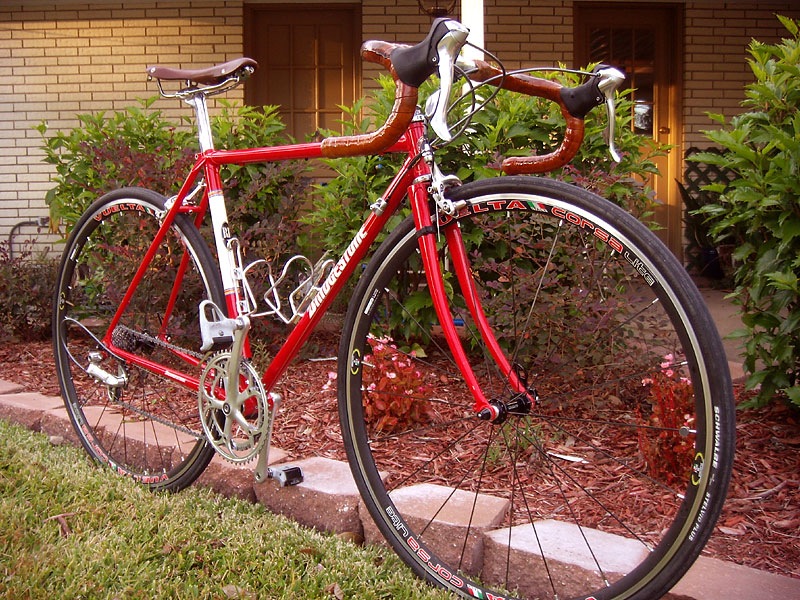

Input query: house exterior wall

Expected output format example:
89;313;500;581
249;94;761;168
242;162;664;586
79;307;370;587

683;2;800;150
2;0;799;246
0;1;246;246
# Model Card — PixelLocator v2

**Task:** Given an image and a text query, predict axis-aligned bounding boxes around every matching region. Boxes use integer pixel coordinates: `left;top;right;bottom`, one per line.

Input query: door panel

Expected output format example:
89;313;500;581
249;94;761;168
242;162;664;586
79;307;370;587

245;5;360;141
575;3;683;258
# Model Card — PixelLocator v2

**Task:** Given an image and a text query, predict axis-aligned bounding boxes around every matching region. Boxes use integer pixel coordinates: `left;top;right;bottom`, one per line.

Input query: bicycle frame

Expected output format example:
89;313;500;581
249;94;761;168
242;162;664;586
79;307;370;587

102;103;527;419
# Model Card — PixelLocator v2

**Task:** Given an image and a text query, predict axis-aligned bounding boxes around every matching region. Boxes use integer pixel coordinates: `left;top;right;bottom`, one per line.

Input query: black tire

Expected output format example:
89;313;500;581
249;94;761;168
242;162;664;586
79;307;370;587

53;187;222;492
338;177;735;600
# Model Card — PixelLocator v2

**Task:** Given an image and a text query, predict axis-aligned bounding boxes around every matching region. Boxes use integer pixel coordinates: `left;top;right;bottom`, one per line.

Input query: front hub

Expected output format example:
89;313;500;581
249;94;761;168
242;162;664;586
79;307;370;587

478;389;536;425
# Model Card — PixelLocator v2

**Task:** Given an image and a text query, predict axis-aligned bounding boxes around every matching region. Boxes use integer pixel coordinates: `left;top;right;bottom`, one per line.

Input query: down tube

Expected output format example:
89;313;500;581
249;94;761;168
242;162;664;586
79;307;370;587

259;162;418;393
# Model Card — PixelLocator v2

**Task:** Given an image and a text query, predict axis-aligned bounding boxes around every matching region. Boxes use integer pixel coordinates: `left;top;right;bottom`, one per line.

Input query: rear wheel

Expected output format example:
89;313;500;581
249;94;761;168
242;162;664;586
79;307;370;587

339;177;735;600
53;187;222;492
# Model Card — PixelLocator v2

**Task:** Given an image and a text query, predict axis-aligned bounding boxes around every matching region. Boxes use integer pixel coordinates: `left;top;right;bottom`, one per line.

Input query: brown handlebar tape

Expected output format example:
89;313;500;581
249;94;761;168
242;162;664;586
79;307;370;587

470;60;586;174
321;41;418;158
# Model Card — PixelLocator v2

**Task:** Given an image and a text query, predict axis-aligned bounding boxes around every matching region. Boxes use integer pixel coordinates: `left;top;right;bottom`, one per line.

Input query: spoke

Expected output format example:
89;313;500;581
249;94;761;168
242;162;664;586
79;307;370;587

452;306;503;390
540;360;690;422
527;421;611;591
515;424;651;549
369;415;473;444
532;412;684;498
529;409;692;435
507;219;564;388
501;419;559;598
417;426;496;542
361;387;459;406
382;286;462;376
456;425;498;572
379;423;483;493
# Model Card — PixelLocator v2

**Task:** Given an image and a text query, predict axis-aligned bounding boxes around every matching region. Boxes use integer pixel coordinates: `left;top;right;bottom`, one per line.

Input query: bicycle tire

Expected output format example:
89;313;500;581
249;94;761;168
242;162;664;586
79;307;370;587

338;176;735;600
53;187;222;492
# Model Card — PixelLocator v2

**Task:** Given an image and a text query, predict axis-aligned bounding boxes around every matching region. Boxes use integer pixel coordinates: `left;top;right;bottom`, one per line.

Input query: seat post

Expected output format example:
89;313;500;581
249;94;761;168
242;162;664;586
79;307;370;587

185;92;215;152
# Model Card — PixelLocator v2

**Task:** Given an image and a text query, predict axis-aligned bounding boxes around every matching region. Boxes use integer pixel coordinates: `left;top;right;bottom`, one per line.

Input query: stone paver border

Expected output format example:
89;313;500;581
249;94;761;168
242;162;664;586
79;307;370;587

0;381;797;599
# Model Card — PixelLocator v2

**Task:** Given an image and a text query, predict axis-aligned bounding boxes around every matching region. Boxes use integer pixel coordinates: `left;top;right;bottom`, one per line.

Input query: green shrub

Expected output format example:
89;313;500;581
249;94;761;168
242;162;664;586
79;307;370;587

696;15;800;408
37;97;195;227
37;98;310;252
0;238;58;342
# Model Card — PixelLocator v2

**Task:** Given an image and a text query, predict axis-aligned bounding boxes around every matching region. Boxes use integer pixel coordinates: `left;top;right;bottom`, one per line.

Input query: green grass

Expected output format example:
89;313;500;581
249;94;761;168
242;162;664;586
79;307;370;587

0;419;452;600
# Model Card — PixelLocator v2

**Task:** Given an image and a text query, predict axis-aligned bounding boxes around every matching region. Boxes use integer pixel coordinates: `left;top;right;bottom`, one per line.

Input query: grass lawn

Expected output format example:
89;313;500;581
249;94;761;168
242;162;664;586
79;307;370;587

0;419;452;600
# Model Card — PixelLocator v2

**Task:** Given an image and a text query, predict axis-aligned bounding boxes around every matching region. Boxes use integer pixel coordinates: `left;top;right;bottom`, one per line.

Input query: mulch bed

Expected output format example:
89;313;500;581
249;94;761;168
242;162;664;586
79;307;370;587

1;339;798;579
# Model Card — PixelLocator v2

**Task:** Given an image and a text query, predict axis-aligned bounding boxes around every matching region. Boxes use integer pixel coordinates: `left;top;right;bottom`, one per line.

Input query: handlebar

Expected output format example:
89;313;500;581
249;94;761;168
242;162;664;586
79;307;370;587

464;61;624;174
320;17;624;172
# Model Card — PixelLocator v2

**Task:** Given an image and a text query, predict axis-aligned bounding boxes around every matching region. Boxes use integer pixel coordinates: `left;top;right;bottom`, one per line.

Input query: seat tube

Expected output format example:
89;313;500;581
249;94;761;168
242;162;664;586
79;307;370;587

407;172;492;416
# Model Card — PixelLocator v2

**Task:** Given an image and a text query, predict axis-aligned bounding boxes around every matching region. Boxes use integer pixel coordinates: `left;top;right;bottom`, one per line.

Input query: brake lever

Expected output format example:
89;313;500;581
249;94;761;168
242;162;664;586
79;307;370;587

595;66;625;163
425;21;469;141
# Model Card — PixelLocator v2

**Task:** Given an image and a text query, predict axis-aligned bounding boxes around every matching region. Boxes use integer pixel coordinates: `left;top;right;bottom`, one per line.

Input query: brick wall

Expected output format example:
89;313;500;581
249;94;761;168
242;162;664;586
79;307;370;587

683;2;800;150
0;1;245;249
4;1;800;250
483;0;573;67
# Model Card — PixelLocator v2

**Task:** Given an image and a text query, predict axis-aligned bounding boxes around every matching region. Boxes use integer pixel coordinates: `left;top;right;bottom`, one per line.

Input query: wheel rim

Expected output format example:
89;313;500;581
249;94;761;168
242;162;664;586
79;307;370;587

54;193;219;488
341;186;729;600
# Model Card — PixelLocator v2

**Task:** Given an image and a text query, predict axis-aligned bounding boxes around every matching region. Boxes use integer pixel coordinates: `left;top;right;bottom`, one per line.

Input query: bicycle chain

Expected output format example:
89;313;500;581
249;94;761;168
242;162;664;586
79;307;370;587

99;394;203;440
112;325;204;360
97;325;206;439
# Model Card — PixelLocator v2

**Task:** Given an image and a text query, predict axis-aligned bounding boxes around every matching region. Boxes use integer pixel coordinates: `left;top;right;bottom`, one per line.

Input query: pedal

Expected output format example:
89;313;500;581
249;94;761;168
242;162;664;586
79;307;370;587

198;300;237;352
267;465;304;487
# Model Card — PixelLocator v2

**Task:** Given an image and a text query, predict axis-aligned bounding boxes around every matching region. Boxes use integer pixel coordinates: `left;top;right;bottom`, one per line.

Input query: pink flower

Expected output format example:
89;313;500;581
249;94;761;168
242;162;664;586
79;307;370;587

665;369;674;378
386;372;397;379
660;361;671;370
641;377;654;386
327;371;337;380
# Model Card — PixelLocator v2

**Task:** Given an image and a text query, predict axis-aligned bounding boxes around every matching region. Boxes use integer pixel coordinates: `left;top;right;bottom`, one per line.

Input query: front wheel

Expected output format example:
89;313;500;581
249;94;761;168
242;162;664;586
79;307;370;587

338;177;735;600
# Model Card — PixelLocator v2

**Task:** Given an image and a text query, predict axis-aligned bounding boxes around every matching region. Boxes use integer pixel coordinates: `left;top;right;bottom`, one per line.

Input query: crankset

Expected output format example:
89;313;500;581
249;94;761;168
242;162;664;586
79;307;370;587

198;351;271;463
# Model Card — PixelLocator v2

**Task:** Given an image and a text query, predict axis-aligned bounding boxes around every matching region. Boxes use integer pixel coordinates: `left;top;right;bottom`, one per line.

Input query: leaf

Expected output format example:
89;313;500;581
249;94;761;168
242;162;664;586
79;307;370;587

324;582;345;600
717;525;746;536
777;14;799;36
222;584;256;600
784;386;800;408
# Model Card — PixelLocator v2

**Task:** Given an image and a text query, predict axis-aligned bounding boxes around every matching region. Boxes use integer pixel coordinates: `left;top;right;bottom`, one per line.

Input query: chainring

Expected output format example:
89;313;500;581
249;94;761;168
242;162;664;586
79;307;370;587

198;351;269;463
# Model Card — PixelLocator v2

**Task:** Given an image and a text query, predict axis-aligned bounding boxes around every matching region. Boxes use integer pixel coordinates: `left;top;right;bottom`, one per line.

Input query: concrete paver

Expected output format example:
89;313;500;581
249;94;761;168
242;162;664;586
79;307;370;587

254;456;363;535
0;391;63;431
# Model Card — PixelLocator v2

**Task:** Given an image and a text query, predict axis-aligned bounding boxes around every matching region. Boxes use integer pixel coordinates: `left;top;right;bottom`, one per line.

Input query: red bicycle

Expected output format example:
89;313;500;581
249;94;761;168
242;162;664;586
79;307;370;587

53;18;734;600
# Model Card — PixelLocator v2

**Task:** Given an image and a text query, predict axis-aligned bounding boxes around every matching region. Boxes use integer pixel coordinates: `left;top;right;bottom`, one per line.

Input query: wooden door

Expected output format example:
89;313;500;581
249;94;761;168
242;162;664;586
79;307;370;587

244;5;360;141
575;3;683;258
